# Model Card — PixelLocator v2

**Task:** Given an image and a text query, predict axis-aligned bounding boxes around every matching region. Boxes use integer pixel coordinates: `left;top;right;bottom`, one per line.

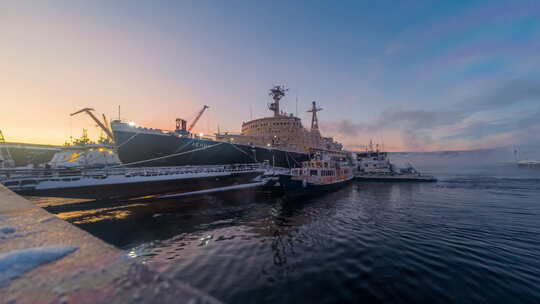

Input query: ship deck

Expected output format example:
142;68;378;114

0;164;270;199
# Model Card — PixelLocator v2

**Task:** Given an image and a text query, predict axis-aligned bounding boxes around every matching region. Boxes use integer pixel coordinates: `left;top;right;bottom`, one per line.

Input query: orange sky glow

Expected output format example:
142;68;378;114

2;2;538;152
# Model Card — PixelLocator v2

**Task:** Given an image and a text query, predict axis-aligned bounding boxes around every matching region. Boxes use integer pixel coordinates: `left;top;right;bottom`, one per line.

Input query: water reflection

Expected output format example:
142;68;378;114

24;163;540;303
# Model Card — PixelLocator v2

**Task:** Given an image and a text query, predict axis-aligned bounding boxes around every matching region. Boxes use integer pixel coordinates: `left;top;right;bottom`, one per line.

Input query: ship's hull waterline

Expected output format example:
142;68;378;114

278;174;354;197
113;130;309;168
12;171;262;200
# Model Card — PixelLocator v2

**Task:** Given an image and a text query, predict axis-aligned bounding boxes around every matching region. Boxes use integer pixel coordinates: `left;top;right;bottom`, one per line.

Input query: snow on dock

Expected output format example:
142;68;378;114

0;185;222;303
0;246;78;287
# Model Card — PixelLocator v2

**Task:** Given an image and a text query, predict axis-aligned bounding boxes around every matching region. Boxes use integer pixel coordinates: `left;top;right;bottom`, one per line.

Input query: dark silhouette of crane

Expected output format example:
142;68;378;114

70;108;114;141
0;130;15;168
188;105;209;133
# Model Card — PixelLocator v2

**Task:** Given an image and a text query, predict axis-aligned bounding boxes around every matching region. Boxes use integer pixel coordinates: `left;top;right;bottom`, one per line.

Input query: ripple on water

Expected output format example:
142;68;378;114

62;168;540;304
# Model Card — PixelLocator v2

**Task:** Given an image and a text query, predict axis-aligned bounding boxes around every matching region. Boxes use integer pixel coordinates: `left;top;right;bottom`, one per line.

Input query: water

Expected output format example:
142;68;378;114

39;160;540;303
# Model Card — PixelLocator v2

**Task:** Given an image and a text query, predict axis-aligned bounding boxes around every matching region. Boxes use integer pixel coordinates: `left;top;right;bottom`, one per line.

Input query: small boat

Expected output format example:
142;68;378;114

517;160;540;170
353;144;436;182
514;150;540;170
278;152;354;195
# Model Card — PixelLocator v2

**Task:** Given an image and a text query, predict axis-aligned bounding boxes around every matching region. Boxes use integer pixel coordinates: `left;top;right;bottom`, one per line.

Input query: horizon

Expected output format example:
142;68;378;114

2;1;540;151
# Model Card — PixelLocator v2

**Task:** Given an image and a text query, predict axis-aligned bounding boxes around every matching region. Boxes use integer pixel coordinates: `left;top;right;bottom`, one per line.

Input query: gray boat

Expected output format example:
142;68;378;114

352;143;436;182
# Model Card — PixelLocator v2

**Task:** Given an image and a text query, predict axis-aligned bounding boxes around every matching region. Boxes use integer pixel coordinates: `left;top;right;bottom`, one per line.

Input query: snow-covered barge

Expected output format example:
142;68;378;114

0;164;267;200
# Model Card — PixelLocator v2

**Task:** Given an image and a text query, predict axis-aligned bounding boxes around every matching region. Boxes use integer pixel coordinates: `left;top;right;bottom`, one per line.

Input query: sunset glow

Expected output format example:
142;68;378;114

2;1;539;151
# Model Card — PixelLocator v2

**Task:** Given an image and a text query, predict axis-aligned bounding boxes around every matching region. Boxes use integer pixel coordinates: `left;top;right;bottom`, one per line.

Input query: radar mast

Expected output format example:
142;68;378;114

308;101;322;134
268;85;288;117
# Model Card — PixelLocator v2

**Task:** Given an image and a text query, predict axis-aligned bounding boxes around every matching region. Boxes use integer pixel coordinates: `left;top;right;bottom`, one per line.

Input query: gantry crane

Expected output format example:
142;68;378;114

0;130;15;168
70;108;114;141
187;105;209;132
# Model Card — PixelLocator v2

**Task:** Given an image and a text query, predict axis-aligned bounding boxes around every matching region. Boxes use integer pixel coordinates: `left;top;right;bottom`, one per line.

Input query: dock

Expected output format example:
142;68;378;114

0;185;222;303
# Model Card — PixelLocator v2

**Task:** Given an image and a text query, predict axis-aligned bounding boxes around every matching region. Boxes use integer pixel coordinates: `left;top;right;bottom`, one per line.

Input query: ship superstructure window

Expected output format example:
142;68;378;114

310;170;318;176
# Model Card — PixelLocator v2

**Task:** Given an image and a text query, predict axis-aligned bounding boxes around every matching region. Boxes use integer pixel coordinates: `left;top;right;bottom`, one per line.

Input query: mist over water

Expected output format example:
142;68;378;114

391;147;539;175
41;150;540;304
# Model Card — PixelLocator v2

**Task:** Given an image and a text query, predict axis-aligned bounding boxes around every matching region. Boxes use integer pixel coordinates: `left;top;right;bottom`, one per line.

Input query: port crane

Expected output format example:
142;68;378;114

0;130;15;168
70;108;114;142
187;105;209;133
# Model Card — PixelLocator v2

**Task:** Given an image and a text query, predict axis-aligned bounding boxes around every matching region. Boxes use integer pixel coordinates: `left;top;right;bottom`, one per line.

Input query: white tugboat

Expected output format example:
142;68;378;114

278;151;354;195
352;142;436;182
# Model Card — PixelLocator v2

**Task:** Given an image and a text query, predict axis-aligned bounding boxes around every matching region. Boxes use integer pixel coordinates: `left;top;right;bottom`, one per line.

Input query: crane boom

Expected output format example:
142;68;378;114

102;113;110;133
70;108;114;141
188;105;209;132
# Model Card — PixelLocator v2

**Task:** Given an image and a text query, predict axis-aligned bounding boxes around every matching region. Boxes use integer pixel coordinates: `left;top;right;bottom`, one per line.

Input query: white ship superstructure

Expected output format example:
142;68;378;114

353;143;436;182
48;144;121;169
215;86;342;153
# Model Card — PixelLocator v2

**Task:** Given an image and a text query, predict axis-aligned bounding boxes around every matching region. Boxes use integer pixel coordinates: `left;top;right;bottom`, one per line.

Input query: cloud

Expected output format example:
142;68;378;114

322;109;466;136
443;107;540;141
461;79;540;112
321;78;540;151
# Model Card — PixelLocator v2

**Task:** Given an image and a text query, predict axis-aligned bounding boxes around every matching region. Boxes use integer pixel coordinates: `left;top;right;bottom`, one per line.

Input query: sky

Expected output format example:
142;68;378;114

1;0;539;151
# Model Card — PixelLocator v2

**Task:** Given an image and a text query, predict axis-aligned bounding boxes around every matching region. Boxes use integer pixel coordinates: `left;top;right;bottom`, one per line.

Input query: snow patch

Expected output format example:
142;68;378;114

0;245;78;287
0;226;15;234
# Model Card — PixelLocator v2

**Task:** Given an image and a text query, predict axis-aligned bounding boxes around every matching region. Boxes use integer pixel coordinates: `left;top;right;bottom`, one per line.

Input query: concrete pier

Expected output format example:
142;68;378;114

0;185;222;304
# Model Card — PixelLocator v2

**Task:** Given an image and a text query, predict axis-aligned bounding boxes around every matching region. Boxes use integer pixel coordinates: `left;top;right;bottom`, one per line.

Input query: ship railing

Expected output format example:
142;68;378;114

0;163;270;186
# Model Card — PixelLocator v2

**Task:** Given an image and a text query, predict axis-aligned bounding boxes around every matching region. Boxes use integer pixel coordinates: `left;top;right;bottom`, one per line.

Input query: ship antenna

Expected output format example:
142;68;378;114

250;104;253;120
307;101;322;134
296;96;299;117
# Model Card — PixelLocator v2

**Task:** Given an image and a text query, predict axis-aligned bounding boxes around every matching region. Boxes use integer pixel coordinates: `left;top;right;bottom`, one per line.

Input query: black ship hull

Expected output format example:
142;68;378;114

13;171;261;200
113;130;309;168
